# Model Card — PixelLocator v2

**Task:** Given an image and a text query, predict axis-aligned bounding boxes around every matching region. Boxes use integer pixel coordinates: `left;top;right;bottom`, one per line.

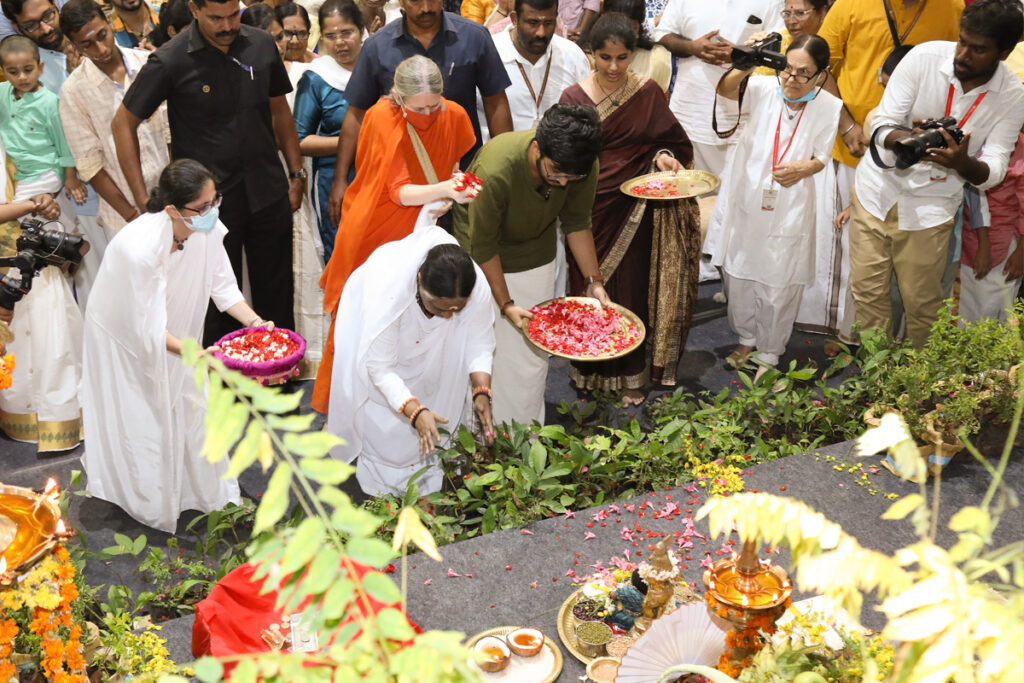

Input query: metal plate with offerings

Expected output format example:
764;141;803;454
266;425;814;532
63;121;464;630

619;170;720;200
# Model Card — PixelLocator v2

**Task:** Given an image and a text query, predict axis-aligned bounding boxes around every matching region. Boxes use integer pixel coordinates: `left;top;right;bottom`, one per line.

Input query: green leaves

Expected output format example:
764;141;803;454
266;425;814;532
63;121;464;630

254;466;292;534
882;494;925;521
362;571;402;605
346;537;395;568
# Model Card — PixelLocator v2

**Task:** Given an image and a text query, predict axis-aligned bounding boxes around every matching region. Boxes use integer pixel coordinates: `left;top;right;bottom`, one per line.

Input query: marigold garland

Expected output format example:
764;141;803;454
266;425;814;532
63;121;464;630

706;591;791;677
0;544;86;682
0;354;13;390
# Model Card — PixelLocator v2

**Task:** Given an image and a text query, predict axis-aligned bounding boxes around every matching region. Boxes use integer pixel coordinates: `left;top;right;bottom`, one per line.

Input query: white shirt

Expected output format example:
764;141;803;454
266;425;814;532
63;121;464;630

477;27;591;140
857;41;1024;230
653;0;785;145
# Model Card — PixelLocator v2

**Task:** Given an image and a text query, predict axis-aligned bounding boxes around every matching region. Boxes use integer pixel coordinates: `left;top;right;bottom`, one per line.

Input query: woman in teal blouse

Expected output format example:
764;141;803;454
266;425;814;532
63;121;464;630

293;0;363;260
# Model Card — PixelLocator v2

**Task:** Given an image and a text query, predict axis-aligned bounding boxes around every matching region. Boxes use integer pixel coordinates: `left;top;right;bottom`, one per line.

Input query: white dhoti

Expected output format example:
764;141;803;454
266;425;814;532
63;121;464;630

491;259;557;426
0;172;84;451
726;275;804;366
289;155;329;380
960;241;1022;324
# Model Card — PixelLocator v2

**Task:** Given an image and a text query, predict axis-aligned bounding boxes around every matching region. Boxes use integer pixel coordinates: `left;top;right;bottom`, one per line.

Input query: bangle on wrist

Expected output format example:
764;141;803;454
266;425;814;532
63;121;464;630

398;396;418;416
841;122;856;136
500;299;515;316
495;8;507;15
472;386;492;402
410;405;428;427
585;274;604;287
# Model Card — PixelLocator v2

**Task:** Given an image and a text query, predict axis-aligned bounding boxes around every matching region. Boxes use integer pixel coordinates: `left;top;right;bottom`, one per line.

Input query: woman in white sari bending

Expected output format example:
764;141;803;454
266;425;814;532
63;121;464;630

705;34;840;378
81;160;271;533
328;205;496;497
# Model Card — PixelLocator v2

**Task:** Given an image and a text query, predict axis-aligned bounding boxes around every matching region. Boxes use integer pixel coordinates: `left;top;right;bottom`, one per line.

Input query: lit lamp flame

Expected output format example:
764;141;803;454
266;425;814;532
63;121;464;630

44;478;57;495
0;555;9;586
740;593;749;607
56;519;67;536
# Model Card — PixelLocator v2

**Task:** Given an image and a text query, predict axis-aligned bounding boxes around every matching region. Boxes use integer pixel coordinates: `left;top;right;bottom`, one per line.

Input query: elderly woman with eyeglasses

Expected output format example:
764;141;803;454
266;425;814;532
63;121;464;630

705;34;841;379
312;55;478;415
80;159;271;533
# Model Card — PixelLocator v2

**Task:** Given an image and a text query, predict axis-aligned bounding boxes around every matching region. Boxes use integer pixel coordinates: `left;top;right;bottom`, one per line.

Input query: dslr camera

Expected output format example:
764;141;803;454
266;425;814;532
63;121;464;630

731;32;788;71
0;218;87;311
892;116;965;169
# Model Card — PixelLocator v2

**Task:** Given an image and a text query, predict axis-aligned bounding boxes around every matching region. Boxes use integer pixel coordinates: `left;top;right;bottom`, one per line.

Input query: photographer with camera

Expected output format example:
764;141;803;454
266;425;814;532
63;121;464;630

0;192;59;326
705;33;841;377
849;0;1024;349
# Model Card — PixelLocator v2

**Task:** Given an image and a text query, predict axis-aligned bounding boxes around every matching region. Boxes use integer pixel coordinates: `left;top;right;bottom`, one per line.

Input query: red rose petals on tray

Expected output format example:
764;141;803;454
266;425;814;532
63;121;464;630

524;298;644;361
219;328;299;363
213;326;307;384
619;170;720;200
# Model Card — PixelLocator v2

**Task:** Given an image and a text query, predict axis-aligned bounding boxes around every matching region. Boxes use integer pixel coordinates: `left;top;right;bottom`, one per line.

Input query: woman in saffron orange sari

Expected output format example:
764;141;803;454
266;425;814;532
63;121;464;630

313;56;477;413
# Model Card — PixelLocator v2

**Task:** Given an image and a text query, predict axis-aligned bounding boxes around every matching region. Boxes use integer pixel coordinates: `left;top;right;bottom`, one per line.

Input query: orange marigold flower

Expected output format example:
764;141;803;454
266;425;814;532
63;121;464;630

65;645;86;673
56;563;76;581
0;662;16;681
55;546;70;563
60;582;79;602
0;618;18;641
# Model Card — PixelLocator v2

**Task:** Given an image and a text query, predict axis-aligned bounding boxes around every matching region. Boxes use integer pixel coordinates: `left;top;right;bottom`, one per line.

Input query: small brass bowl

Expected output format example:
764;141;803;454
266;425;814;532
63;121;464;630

474;636;511;673
575;621;612;658
586;656;621;683
506;627;545;657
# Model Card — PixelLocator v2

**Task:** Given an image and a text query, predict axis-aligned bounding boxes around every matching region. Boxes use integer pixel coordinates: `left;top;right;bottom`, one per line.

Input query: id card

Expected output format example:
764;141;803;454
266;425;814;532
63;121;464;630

761;187;779;212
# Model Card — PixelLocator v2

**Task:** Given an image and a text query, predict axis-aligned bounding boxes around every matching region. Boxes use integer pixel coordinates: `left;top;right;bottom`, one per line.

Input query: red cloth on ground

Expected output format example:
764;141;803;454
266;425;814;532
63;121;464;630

192;560;420;672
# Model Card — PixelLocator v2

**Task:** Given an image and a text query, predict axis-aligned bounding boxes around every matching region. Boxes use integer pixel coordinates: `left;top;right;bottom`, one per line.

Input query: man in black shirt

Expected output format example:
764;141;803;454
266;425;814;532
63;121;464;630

112;0;304;344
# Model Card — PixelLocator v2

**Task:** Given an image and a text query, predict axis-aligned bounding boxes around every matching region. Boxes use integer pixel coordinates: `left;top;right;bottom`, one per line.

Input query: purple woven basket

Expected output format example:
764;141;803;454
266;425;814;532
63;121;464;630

212;326;306;383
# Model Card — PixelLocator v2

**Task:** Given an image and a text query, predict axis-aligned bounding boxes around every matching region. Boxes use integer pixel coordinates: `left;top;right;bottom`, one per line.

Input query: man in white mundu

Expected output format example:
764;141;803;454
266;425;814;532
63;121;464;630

81;161;270;533
478;0;589;296
705;35;841;374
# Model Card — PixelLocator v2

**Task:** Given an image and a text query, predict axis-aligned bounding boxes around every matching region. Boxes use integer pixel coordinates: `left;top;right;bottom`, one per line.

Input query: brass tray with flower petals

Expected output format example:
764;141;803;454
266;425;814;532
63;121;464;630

0;483;61;580
620;170;720;200
520;297;646;362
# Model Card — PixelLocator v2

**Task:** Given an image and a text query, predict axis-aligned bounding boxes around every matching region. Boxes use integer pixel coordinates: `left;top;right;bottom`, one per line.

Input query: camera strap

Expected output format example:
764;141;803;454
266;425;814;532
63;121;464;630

882;0;928;48
945;83;988;128
712;70;748;139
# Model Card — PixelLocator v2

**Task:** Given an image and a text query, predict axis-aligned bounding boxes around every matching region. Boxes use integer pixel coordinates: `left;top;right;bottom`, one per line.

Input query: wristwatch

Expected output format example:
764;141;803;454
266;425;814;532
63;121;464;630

288;168;307;180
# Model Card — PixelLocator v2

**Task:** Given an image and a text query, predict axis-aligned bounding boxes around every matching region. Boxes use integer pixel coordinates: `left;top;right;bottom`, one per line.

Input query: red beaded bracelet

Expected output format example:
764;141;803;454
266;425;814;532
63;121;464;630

472;386;492;401
409;405;428;427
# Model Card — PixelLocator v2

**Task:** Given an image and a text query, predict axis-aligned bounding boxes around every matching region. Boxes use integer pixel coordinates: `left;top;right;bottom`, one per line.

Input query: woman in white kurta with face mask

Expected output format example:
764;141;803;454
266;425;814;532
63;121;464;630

81;160;271;533
327;204;496;497
705;34;841;378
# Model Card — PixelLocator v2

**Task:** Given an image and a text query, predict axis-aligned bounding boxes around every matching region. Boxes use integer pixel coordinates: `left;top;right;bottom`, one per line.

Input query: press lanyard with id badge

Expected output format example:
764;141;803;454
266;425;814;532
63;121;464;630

763;105;807;211
930;83;987;182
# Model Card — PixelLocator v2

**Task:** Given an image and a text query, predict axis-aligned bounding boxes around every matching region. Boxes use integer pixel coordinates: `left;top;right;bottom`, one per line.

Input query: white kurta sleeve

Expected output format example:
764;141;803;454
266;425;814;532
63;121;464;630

365;315;416;411
210;242;245;313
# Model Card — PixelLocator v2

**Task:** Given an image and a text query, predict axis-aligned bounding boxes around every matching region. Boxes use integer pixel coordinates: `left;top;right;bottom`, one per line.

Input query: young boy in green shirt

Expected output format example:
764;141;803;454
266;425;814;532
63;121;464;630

0;35;86;453
0;35;86;209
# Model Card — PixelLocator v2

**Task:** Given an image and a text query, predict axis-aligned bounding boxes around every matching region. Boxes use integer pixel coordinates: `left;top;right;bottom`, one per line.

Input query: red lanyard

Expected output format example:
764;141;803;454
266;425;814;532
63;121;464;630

772;106;807;178
945;83;987;128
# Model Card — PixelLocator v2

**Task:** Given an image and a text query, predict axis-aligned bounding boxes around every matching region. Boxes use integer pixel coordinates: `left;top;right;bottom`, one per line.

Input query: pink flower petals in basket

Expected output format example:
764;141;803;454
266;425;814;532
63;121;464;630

213;326;306;385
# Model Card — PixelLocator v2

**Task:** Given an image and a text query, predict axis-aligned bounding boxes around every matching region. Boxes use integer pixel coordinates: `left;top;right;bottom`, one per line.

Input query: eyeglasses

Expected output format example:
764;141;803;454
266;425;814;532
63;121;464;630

181;193;223;217
776;66;821;84
540;157;586;183
284;29;309;40
780;9;817;19
18;7;57;33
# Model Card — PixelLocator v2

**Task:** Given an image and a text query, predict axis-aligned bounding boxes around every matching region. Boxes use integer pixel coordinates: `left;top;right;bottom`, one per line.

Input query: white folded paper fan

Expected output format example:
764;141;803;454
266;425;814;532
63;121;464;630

615;602;727;683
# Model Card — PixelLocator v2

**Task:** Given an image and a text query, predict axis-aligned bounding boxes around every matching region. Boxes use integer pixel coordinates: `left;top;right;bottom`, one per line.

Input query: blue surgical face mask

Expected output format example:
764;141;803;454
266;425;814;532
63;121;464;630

186;207;219;233
776;85;818;104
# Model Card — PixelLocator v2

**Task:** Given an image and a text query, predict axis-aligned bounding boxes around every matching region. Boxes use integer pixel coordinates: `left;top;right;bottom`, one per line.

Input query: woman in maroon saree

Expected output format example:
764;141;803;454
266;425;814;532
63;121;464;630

559;12;701;405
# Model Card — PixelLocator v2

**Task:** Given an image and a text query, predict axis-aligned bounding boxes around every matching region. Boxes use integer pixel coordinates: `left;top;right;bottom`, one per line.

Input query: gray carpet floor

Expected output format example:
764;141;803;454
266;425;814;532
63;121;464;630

1;281;1018;679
